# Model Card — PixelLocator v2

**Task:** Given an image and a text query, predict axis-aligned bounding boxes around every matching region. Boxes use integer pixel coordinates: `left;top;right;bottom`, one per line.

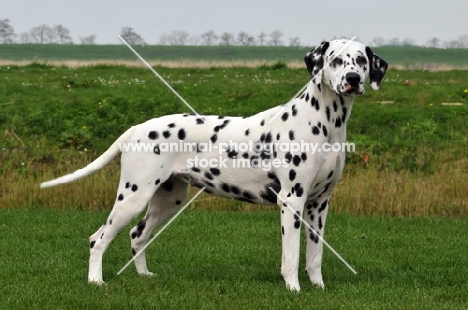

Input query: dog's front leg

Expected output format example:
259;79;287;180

304;197;331;289
279;194;307;292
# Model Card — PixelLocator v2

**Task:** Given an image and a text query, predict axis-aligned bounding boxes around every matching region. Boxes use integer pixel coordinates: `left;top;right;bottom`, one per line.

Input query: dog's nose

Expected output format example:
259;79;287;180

346;72;361;87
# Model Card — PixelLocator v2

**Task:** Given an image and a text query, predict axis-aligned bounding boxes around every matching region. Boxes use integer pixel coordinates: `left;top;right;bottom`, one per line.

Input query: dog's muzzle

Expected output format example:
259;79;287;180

341;72;364;95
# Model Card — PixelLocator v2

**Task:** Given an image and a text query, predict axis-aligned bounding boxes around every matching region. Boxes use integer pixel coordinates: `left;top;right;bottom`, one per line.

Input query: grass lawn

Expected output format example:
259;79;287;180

1;62;468;308
0;209;467;309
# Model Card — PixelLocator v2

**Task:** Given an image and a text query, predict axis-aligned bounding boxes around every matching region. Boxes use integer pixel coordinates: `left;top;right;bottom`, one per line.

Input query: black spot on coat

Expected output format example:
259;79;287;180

292;105;298;116
161;181;174;191
153;145;160;155
311;97;320;111
289;169;296;181
210;168;221;176
312;126;320;135
260;183;280;203
319;200;328;213
294;183;304;197
178;129;186;140
335;118;342;128
230;185;241;195
148;131;158;140
293;155;301;166
210;134;218;143
204;172;213;180
221;183;230;192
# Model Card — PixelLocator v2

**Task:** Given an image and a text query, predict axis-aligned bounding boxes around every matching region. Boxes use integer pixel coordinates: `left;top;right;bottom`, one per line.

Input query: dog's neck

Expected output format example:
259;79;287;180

302;81;355;143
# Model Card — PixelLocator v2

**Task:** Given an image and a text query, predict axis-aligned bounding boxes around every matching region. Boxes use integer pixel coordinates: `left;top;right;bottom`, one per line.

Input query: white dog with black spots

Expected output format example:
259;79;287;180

41;39;388;291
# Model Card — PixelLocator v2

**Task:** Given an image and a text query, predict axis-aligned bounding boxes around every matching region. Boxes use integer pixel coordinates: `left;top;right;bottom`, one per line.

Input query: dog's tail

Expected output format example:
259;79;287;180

40;126;136;188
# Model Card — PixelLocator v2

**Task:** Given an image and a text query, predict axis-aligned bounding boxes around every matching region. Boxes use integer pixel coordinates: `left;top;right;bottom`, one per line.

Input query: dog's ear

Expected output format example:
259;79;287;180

365;46;388;90
304;41;330;85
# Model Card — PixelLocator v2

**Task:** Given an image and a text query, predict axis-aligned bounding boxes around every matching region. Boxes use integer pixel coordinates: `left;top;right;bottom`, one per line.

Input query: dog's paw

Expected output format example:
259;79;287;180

88;279;105;285
140;271;155;277
311;279;325;289
306;268;325;289
285;282;301;292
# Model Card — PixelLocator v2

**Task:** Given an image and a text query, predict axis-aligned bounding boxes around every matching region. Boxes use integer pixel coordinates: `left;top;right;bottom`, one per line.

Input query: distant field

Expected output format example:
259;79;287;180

1;44;468;69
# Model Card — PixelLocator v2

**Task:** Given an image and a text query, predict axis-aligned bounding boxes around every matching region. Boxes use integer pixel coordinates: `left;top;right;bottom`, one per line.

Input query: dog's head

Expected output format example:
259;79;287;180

304;39;388;96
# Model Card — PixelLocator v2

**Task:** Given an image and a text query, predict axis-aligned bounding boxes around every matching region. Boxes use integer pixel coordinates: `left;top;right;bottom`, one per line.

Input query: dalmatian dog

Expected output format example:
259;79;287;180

41;39;387;291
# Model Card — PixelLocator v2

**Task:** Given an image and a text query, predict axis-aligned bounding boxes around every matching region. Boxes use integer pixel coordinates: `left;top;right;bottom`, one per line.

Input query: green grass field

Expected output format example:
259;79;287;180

1;63;467;215
1;209;467;309
1;59;468;308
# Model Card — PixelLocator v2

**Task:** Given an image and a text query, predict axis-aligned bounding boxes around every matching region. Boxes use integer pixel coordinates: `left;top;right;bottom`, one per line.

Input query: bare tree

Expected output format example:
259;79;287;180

159;30;190;45
29;24;54;44
19;32;30;43
0;19;15;43
236;31;255;46
289;37;300;47
443;35;468;48
257;31;267;46
425;37;440;48
457;34;468;48
403;37;416;47
120;27;146;45
79;34;97;45
200;30;218;46
159;33;169;45
268;30;283;46
43;25;59;43
371;37;385;47
443;40;458;48
28;24;48;43
187;35;201;46
219;32;235;45
21;24;72;44
55;25;73;44
387;37;400;46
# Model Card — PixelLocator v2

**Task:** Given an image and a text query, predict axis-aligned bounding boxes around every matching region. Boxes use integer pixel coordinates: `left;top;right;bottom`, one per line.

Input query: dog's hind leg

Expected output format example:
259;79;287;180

129;177;190;276
88;177;162;284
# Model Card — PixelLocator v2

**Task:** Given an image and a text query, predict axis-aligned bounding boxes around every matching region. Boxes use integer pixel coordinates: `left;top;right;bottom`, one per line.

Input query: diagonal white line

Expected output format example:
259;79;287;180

268;187;357;275
268;36;357;124
118;35;204;122
117;187;206;276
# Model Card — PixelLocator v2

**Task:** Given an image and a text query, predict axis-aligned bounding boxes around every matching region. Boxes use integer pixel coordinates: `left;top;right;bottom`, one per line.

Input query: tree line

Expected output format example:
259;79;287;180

1;19;467;48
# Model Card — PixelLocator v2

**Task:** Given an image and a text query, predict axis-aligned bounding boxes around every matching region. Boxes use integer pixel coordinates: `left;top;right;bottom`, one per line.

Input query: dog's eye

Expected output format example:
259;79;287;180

330;57;343;67
356;56;367;66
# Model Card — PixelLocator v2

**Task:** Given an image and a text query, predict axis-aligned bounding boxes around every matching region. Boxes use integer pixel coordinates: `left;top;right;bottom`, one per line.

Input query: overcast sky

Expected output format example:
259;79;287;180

5;0;468;46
